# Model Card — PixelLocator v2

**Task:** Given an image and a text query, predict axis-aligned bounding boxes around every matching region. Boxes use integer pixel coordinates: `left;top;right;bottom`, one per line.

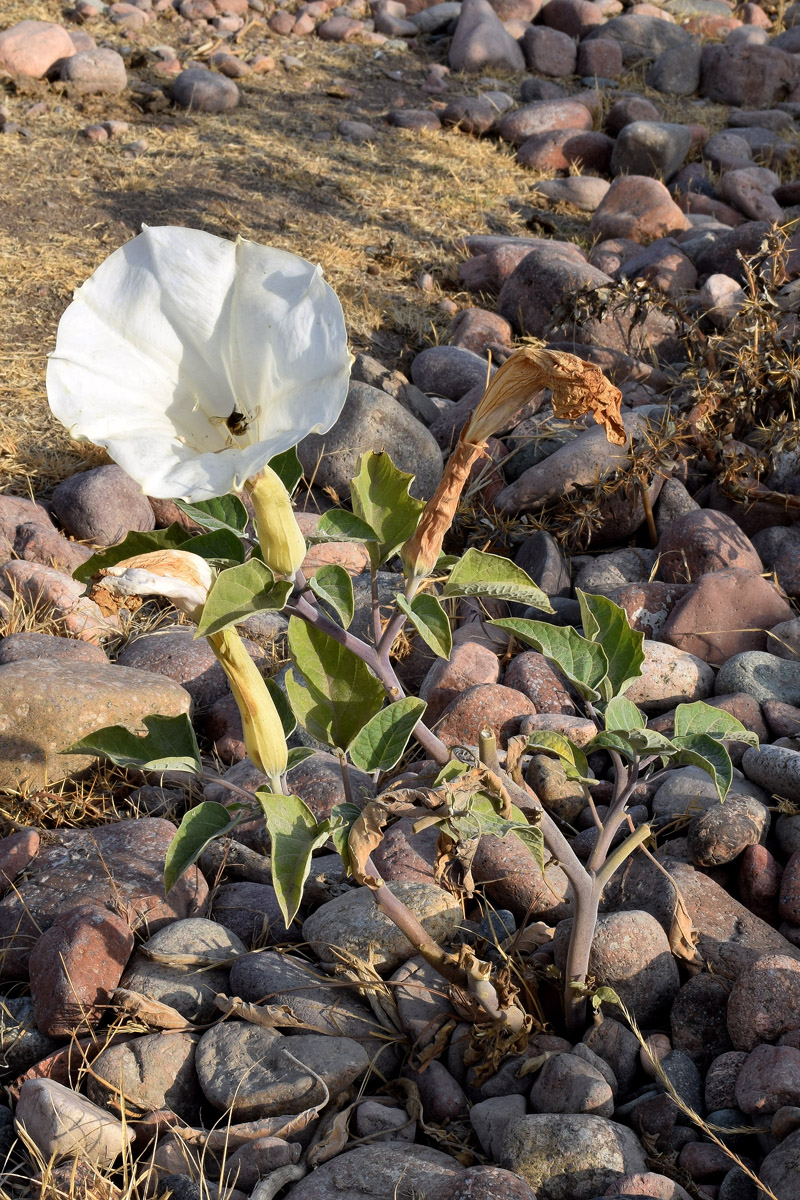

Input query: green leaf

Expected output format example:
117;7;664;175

265;678;296;739
525;730;591;782
257;789;331;925
433;759;469;787
576;590;645;699
65;713;203;776
444;549;554;612
175;494;250;536
587;730;640;761
490;618;609;701
72;525;191;585
286;746;316;771
671;732;734;801
286;617;384;751
309;565;355;630
164;801;240;893
314;510;379;544
471;795;546;875
673;701;759;748
588;727;677;762
350;450;425;567
269;447;303;494
396;592;452;660
196;559;292;638
603;696;646;732
349;697;427;773
181;527;246;564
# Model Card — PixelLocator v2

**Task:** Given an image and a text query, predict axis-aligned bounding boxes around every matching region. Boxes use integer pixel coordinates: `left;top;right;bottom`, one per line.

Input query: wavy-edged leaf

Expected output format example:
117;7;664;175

257;789;330;925
196;559;292;638
286;617;384;751
672;732;734;801
181;527;246;564
164;801;239;893
604;696;646;732
576;590;645;698
313;510;378;544
73;524;191;585
65;713;202;776
175;494;249;536
490;617;609;701
524;730;591;782
444;549;553;612
396;592;452;660
673;701;759;747
286;746;316;771
349;697;427;773
309;565;354;630
350;450;424;567
269;447;303;495
472;795;546;875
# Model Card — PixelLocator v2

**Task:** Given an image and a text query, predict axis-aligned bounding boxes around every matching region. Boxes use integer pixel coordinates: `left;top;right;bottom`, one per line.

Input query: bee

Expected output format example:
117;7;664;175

226;408;250;437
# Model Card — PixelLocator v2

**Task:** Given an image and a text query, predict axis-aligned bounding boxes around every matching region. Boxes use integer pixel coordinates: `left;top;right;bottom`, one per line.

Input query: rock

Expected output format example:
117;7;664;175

172;67;239;112
338;118;378;143
527;755;585;824
687;795;770;867
590;176;690;243
355;1100;415;1142
533;176;611;212
0;997;60;1080
577;37;623;80
441;95;498;136
419;641;500;725
698;273;747;326
302;881;461;972
617;239;698;297
0;632;107;666
0;828;40;892
471;1095;528;1158
282;1145;464;1200
222;1139;303;1190
500;1113;647;1200
659;1048;704;1115
739;843;782;922
388;110;443;132
317;16;364;39
736;1044;800;1115
120;918;244;1023
583;14;692;63
727;954;800;1050
0;819;207;981
706;1051;748;1110
518;128;614;173
448;0;525;73
542;0;603;35
58;47;127;94
0;561;114;643
583;1018;640;1096
718;653;800;707
117;629;266;709
610;1174;692;1200
0;20;75;78
624;639;714;714
555;911;680;1023
504;651;575;713
611;122;692;181
760;1128;800;1200
781;850;800;925
529;1052;615;1117
700;43;798;108
720;166;783;223
514;530;571;596
496;244;607;339
471;824;572;921
604;581;690;639
0;494;93;574
657;509;763;584
209;882;291;947
87;1031;202;1122
29;902;134;1037
14;1078;131;1165
405;1060;468;1123
521;26;577;77
50;465;155;546
497;99;594;146
450;308;513;355
670;973;733;1069
646;43;702;95
392;955;458;1048
0;659;191;793
410;345;494;399
606;95;662;137
297;381;443;501
660;569;792;665
196;1021;369;1119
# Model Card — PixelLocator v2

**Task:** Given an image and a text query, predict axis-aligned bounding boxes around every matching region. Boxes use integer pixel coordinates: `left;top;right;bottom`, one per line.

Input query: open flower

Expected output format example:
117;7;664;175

47;226;353;502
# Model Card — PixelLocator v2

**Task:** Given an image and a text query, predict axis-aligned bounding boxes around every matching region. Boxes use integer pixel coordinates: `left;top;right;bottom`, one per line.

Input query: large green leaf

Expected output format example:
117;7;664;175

396;592;452;660
672;732;734;801
471;795;546;875
350;451;424;567
313;510;379;544
309;565;355;630
73;525;191;585
603;696;646;732
181;527;246;564
196;559;292;637
257;790;331;925
588;727;677;763
349;697;427;773
65;713;203;776
576;590;645;699
673;701;759;748
444;549;554;612
175;494;250;536
286;617;384;751
269;447;303;494
164;801;241;893
525;730;591;782
490;618;609;701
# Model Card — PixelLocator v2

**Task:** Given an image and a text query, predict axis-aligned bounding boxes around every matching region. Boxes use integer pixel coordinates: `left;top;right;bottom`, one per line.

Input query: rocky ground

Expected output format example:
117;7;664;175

4;0;800;1199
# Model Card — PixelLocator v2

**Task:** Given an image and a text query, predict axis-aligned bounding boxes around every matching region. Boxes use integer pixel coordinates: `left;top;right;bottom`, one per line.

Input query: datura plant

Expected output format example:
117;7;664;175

54;227;756;1040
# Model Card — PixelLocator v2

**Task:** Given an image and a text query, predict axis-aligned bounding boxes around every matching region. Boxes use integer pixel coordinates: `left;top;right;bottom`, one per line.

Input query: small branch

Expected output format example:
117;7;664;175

595;822;652;890
370;565;383;647
337;750;354;806
478;728;501;773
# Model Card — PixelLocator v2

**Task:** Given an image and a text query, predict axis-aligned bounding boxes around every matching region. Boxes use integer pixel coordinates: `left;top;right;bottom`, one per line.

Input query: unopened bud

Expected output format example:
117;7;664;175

247;465;306;578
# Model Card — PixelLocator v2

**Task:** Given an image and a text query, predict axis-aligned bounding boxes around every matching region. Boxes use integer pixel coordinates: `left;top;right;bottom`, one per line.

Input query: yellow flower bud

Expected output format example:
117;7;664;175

247;466;307;578
208;626;288;792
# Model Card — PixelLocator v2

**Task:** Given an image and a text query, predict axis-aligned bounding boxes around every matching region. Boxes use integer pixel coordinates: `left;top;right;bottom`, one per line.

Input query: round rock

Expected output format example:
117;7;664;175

172;67;239;112
500;1113;647;1200
727;954;800;1050
50;464;155;546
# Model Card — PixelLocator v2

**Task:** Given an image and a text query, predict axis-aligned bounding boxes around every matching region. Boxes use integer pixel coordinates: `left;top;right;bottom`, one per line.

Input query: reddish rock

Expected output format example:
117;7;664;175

700;43;798;108
0;829;40;891
577;37;622;79
435;683;535;749
605;95;661;137
763;700;800;739
517;129;614;173
589;176;690;244
472;826;571;921
656;510;763;584
520;713;597;746
419;640;500;726
388;110;442;132
521;26;577;77
607;1174;691;1200
727;954;800;1049
739;844;782;923
29;902;134;1037
0;561;115;643
781;850;800;925
0;20;75;78
441;95;498;136
660;568;793;665
317;15;364;39
503;650;575;714
496;98;594;146
450;308;513;355
617;240;698;297
370;817;438;886
496;245;611;338
604;581;690;639
0;493;92;574
736;1044;800;1115
541;0;603;34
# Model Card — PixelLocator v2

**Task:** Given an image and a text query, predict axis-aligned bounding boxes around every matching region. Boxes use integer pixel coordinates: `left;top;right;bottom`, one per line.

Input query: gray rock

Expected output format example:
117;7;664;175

50;464;154;545
687;795;770;866
671;973;734;1070
282;1144;464;1200
392;955;457;1048
470;1094;527;1158
651;766;766;821
500;1113;647;1200
611;121;692;181
448;0;525;73
529;1052;615;1117
583;14;692;63
119;918;244;1023
0;632;108;666
760;1126;800;1198
533;176;611;213
646;44;702;96
117;629;267;709
302;881;461;973
14;1078;132;1165
742;743;800;801
59;47;127;95
297;380;443;501
654;479;700;535
0;658;192;793
514;530;571;597
87;1031;202;1123
195;1021;370;1120
496;243;608;339
625;641;715;715
777;814;800;857
658;1049;704;1115
355;1100;416;1143
0;996;60;1081
172;67;239;113
410;345;494;400
411;3;462;34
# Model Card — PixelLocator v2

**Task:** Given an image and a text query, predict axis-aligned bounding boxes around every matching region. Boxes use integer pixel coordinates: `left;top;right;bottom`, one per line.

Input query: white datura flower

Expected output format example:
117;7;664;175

47;225;353;502
102;549;214;623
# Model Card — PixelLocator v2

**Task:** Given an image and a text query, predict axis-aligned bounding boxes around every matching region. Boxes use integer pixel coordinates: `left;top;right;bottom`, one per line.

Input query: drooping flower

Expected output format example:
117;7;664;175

47;225;353;503
102;549;214;623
